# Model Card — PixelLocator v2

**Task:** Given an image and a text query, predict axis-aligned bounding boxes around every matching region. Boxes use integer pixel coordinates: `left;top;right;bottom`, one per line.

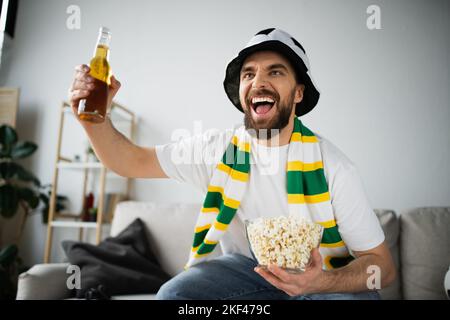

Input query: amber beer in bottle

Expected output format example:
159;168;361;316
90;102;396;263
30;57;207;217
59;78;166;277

78;27;112;123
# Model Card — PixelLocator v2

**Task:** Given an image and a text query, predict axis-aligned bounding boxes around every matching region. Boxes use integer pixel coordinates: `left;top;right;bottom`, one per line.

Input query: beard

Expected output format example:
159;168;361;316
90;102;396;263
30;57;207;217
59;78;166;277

244;88;296;140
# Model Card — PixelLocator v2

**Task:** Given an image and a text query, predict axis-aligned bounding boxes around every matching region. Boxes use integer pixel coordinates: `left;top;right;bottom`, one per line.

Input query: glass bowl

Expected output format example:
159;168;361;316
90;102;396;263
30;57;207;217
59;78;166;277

245;217;323;274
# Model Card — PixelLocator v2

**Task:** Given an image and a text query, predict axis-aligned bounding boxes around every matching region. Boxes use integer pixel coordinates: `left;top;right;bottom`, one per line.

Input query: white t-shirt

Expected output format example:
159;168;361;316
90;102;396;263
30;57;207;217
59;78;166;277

155;128;385;258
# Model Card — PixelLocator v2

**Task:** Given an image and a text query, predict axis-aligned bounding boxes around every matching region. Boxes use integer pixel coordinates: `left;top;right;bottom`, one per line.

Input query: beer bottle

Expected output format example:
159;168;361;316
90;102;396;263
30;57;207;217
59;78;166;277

78;27;112;123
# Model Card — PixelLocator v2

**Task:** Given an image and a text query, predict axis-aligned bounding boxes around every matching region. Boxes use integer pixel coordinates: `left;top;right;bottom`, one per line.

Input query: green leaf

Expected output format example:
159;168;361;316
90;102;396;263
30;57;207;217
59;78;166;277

19;188;40;209
0;148;10;158
0;185;20;218
38;183;51;191
16;165;41;187
11;141;38;159
0;162;19;179
56;203;67;211
39;193;49;204
0;125;18;151
30;195;40;209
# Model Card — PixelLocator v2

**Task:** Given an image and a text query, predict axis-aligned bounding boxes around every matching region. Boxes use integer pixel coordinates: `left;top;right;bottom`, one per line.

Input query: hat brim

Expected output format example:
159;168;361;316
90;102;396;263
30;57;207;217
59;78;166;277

223;41;320;117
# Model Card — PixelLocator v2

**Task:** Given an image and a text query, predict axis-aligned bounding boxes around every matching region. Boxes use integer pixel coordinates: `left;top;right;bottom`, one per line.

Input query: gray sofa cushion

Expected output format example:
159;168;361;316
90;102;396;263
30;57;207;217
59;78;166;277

375;209;402;299
111;202;222;277
16;263;72;300
400;207;450;300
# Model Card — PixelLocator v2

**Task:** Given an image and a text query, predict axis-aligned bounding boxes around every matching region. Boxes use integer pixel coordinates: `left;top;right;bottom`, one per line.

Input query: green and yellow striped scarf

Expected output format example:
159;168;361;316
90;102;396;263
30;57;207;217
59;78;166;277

185;117;354;270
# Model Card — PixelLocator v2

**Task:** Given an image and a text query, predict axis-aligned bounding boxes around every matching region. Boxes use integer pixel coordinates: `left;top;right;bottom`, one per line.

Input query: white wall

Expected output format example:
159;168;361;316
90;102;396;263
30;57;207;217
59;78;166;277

2;0;449;266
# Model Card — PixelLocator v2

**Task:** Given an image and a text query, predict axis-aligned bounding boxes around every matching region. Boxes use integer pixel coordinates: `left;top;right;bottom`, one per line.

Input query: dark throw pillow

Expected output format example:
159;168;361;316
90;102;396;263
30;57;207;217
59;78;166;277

62;218;171;299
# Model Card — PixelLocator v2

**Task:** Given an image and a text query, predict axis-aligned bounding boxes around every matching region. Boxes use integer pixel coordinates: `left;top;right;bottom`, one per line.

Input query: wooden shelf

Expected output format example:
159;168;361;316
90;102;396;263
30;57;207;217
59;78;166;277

54;212;81;219
51;221;98;228
56;161;124;178
57;162;104;169
44;101;136;263
52;212;113;227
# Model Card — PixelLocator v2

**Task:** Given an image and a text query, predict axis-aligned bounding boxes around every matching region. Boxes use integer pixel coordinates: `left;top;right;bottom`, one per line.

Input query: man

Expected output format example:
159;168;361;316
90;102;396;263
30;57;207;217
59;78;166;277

69;28;396;300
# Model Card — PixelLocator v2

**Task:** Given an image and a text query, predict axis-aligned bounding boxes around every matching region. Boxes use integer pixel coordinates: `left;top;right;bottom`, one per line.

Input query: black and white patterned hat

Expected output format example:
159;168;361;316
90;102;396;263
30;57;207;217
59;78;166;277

224;28;320;117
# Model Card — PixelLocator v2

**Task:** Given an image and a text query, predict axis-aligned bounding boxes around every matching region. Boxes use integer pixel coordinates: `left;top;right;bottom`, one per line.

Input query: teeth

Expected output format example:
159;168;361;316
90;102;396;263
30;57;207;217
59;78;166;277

251;96;275;104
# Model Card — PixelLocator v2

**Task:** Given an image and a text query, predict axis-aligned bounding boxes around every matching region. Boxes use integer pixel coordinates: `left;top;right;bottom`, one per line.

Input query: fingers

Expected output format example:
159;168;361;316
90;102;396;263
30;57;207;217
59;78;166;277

74;70;95;83
110;75;121;91
255;266;285;288
70;89;90;101
254;266;297;295
267;264;294;283
70;65;93;103
74;64;90;73
69;64;121;109
73;64;121;89
73;79;95;91
74;64;91;82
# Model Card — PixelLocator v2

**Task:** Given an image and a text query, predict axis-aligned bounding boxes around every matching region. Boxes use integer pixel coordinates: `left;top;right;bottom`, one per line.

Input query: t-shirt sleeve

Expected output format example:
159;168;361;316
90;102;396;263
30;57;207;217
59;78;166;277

321;138;385;252
155;130;228;193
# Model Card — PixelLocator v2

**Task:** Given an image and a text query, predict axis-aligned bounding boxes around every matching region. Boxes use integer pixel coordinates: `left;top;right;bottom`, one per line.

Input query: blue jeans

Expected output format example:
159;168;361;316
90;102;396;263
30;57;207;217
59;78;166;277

156;253;381;300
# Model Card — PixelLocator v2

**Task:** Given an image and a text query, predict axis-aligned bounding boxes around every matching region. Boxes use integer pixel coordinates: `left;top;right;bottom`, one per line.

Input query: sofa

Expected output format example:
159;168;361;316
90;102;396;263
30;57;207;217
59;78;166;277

16;202;450;300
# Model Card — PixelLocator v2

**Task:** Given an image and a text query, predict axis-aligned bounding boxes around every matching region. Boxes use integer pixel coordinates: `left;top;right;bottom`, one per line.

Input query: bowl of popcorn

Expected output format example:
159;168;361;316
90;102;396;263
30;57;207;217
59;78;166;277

245;216;323;273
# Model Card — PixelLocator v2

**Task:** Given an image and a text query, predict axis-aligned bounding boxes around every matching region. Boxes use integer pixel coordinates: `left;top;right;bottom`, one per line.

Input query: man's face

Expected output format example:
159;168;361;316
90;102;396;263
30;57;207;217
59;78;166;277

239;50;304;139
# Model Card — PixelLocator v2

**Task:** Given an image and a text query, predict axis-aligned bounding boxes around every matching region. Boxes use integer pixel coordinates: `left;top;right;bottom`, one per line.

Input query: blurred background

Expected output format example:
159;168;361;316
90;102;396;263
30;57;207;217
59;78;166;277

0;0;449;268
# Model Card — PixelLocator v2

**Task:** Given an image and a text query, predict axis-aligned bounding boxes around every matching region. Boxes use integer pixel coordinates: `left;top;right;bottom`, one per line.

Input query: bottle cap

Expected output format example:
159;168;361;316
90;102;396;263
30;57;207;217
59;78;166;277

99;26;111;34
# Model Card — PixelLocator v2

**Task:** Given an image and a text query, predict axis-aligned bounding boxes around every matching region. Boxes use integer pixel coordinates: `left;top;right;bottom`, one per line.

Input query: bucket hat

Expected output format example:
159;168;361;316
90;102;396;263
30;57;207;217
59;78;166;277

224;28;320;117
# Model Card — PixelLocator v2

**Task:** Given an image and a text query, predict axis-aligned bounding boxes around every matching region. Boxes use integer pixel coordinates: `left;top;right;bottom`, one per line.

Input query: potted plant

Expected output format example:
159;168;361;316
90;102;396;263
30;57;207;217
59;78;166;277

0;124;42;299
0;124;41;245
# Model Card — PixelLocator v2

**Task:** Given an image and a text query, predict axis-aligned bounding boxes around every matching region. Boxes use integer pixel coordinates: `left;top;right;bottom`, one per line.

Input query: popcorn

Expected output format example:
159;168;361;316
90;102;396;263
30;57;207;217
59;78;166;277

246;216;323;271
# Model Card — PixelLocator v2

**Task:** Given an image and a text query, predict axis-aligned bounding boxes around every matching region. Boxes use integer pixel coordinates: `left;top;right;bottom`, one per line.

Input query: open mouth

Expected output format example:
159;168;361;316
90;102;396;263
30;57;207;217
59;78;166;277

250;96;276;115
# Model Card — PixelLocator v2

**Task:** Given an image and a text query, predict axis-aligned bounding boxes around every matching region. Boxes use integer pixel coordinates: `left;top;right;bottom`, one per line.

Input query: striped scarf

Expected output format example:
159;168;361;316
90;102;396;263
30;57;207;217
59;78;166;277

185;117;354;270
